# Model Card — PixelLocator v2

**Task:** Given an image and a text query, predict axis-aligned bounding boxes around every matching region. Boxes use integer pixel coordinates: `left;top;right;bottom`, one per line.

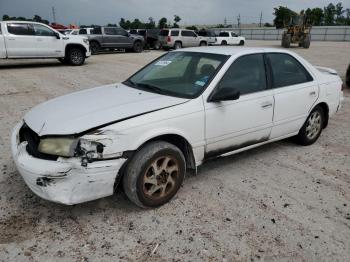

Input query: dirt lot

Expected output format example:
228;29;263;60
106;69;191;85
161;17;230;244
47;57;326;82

0;40;349;261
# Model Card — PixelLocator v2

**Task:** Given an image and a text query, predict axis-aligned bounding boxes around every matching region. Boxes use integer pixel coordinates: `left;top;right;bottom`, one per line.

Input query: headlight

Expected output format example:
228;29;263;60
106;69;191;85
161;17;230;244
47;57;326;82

38;138;78;157
83;38;89;45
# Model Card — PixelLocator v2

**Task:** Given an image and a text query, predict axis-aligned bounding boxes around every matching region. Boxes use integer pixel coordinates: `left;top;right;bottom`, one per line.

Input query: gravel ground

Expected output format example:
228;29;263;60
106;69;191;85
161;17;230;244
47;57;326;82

0;40;349;262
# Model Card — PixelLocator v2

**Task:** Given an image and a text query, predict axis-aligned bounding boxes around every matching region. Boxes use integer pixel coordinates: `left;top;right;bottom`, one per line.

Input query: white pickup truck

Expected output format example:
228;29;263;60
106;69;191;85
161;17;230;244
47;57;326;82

215;31;245;46
0;21;91;66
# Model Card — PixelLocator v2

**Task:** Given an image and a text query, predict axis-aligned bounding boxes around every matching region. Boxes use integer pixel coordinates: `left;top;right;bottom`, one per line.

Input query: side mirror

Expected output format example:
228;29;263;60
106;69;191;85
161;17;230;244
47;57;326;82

54;32;60;39
209;87;240;102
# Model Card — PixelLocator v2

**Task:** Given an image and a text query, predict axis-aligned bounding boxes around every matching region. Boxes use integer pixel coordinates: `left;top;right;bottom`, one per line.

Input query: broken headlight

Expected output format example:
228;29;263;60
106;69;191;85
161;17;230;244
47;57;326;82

38;138;78;157
38;138;104;160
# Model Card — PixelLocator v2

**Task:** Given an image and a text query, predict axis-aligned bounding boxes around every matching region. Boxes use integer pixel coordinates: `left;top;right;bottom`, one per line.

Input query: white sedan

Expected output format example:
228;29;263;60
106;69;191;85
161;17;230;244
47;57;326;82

11;47;344;207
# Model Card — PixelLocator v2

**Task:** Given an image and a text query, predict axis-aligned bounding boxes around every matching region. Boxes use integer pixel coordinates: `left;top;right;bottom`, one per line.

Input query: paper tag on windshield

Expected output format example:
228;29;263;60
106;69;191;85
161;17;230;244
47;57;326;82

155;60;172;66
195;80;206;86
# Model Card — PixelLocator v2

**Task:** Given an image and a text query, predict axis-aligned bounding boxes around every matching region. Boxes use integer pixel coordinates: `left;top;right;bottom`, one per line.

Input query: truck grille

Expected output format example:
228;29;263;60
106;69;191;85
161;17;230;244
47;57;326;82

19;124;58;161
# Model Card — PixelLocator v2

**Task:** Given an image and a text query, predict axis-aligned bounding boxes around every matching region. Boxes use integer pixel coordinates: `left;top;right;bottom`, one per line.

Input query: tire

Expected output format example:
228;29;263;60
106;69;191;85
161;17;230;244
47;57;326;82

153;41;161;50
295;106;324;146
90;41;100;55
123;141;186;208
174;41;182;50
303;35;311;49
199;41;207;46
66;47;85;66
346;63;350;88
239;40;245;46
221;40;227;45
133;41;143;53
282;34;291;48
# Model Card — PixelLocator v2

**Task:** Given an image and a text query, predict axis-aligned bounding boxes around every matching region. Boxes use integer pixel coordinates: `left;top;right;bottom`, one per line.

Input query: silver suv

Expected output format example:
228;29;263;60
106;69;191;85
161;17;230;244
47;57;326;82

159;29;207;50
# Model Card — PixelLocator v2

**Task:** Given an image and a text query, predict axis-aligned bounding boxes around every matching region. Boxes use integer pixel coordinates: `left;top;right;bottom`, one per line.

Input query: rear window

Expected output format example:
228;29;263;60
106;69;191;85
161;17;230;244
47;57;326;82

171;30;179;36
159;30;169;36
7;23;34;35
79;29;87;34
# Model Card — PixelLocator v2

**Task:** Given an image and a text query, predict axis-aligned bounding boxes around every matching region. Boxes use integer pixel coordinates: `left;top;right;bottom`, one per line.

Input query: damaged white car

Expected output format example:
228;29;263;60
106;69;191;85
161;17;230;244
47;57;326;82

12;47;344;207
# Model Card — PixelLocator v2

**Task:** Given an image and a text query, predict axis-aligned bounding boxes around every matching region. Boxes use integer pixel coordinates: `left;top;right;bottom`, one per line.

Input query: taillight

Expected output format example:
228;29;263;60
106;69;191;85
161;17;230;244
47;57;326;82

167;36;171;42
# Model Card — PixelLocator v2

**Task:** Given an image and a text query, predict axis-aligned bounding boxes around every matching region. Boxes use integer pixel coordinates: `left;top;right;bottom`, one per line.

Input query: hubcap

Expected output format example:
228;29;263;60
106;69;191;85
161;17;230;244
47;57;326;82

306;111;322;140
143;156;179;199
71;50;83;64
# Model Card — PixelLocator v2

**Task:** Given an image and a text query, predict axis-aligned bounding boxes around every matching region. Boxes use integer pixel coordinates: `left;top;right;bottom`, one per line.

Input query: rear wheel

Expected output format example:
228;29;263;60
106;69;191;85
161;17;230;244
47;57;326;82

200;41;207;46
174;41;182;49
133;41;143;53
295;106;324;145
67;47;85;66
90;41;100;54
303;35;311;48
221;40;227;45
239;40;245;46
123;141;186;208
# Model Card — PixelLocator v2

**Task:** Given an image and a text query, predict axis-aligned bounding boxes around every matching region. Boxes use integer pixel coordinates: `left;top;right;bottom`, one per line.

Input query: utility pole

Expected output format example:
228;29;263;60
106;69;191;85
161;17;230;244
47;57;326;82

52;6;56;23
259;11;262;27
237;14;241;29
224;17;227;27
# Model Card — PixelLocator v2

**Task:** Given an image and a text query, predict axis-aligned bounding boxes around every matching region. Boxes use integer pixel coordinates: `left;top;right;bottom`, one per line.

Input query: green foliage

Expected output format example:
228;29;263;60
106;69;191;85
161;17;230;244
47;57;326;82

158;17;168;29
173;15;181;28
273;6;297;28
186;25;198;31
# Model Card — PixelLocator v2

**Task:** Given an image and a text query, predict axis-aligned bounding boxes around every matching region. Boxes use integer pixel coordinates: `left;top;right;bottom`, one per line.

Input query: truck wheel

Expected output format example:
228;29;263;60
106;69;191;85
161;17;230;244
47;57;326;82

199;41;207;46
174;41;182;49
239;40;245;46
303;35;311;48
295;106;324;146
67;47;85;66
133;41;143;53
90;41;100;54
123;141;186;208
221;40;227;45
154;41;161;50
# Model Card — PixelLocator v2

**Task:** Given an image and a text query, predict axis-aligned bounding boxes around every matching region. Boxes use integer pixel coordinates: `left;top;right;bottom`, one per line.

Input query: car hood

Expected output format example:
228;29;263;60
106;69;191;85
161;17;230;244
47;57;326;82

24;83;188;136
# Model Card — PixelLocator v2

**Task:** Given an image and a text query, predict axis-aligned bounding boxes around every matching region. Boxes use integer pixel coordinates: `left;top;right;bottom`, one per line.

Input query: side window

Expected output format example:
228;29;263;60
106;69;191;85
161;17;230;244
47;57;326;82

7;23;34;35
219;32;229;37
171;30;179;36
217;54;267;95
33;24;56;37
92;27;102;34
116;29;128;36
181;31;196;37
231;32;238;37
104;28;117;35
79;29;87;34
267;53;313;88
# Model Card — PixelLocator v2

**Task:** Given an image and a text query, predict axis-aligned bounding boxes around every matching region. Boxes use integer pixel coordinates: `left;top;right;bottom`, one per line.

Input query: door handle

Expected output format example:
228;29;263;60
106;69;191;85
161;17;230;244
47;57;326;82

8;38;15;40
261;102;273;109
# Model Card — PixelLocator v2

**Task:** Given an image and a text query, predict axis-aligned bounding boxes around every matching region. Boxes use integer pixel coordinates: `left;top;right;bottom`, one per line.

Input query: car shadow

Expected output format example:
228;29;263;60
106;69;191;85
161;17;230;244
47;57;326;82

0;60;66;69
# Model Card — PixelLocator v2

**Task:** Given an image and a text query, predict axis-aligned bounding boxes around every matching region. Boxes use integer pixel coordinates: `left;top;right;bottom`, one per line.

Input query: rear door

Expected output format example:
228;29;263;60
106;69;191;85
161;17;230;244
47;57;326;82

5;23;37;57
230;32;240;45
116;29;133;48
102;27;119;47
0;24;6;58
267;52;318;138
181;30;198;47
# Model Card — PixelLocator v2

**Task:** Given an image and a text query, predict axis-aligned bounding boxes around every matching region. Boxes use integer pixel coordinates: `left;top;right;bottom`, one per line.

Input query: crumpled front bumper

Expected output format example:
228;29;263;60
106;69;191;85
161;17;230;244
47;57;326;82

11;122;126;205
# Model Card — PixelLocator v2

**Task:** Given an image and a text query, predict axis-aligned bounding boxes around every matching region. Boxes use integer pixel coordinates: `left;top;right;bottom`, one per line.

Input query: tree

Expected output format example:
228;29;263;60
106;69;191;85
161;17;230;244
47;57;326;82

264;22;274;27
158;17;168;29
186;25;198;31
173;15;181;28
146;17;156;29
273;6;297;28
2;14;10;21
119;18;126;28
324;3;336;25
305;7;324;26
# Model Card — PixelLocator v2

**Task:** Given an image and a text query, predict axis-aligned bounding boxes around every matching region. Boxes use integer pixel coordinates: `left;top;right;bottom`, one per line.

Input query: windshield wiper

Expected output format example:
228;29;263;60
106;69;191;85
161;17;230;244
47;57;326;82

134;83;166;95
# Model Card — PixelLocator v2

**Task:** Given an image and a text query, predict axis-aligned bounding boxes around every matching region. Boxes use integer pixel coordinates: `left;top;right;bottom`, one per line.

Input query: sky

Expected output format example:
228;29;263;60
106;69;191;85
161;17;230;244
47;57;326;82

0;0;344;26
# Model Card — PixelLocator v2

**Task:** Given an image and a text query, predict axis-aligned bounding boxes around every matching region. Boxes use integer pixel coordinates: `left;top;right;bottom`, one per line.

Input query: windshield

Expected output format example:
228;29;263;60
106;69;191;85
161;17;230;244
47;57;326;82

124;52;228;99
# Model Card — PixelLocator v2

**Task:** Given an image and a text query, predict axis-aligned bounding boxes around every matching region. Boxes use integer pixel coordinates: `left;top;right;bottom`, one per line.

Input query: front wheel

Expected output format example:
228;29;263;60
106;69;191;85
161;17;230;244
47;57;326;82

200;41;207;46
123;141;186;208
295;106;324;145
67;47;85;66
90;41;100;54
133;41;143;53
239;40;245;46
174;41;182;50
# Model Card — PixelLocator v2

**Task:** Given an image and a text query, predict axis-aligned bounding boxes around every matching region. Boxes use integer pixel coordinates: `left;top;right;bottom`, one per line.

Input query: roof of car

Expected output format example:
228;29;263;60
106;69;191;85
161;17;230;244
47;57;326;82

174;46;292;56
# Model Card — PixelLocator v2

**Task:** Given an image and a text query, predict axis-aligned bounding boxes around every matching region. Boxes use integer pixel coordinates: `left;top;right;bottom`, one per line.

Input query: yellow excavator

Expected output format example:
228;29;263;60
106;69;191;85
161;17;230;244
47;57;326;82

281;13;311;48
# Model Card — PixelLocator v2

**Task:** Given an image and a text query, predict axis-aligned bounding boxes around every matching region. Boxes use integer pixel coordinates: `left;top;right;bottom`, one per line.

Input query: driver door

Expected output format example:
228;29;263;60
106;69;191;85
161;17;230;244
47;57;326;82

204;53;274;157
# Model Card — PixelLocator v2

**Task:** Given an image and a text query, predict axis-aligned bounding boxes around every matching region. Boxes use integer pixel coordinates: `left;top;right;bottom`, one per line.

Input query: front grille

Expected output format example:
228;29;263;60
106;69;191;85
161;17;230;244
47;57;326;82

19;124;58;161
